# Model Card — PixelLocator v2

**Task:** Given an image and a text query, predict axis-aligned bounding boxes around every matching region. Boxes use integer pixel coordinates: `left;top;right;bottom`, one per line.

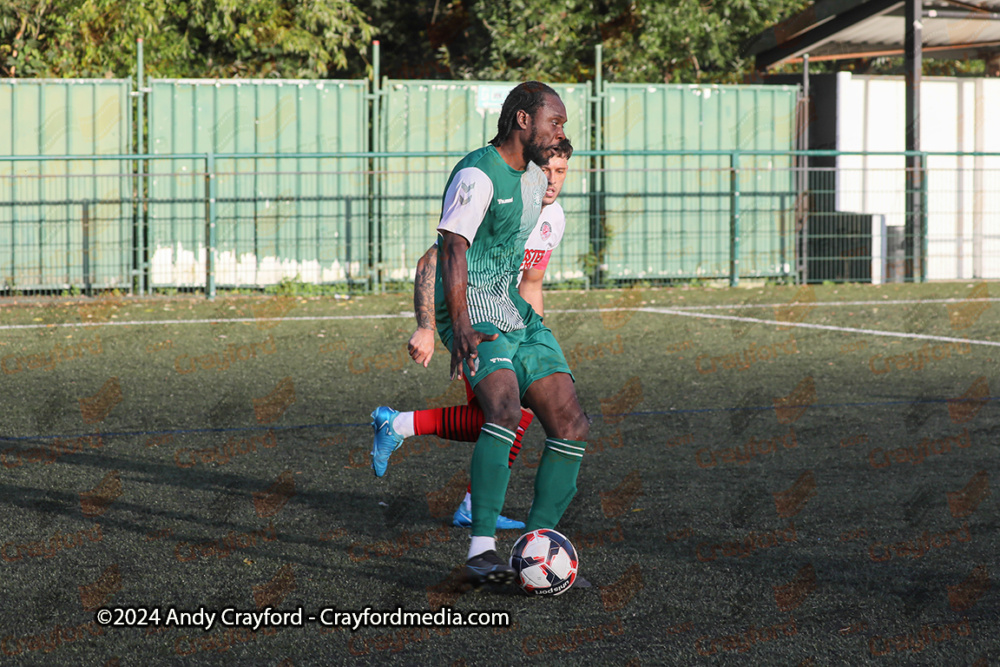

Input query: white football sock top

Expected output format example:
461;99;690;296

391;412;415;438
469;536;496;559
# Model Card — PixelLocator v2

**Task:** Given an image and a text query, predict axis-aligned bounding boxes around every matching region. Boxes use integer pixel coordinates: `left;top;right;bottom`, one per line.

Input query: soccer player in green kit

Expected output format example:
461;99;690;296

431;82;589;586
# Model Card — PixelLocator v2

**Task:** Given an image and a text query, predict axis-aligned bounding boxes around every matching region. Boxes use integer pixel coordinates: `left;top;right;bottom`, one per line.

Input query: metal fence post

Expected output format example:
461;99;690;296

730;151;741;287
779;193;788;283
920;152;928;282
135;38;146;296
205;152;217;299
82;201;92;296
345;197;353;286
590;45;605;288
369;40;382;294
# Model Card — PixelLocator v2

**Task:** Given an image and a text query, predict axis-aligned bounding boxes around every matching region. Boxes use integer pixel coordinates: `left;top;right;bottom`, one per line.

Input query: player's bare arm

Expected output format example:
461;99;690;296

515;142;570;319
439;230;497;380
408;245;438;367
518;267;546;317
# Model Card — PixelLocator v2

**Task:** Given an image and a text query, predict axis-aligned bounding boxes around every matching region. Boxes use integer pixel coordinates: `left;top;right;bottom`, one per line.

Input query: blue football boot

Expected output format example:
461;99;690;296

370;406;404;477
452;503;526;530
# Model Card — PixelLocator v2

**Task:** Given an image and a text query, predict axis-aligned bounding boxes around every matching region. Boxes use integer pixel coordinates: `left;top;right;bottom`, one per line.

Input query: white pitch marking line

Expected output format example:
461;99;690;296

637;306;1000;347
0;295;993;332
548;297;999;312
661;297;1000;311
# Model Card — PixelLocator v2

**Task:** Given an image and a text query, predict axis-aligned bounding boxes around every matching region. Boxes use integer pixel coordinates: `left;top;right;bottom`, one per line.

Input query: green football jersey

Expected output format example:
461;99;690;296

434;145;546;333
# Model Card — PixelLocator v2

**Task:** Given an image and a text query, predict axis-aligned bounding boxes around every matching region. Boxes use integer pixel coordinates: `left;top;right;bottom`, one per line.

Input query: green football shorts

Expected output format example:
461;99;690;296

439;309;573;399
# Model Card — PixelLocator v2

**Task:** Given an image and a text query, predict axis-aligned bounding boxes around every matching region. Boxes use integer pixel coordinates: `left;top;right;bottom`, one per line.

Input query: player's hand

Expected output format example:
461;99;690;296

407;327;436;367
450;325;498;381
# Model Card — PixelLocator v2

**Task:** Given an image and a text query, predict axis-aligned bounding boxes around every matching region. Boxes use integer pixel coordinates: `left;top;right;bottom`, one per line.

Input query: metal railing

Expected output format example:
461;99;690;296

1;149;999;297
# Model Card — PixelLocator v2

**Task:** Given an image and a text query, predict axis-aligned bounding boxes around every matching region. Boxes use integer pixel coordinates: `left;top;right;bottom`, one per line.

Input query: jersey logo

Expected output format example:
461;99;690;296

496;197;513;204
540;221;552;240
458;181;475;206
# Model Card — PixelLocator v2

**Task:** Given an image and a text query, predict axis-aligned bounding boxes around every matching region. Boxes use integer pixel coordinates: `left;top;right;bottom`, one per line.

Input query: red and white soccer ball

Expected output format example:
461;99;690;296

509;529;578;596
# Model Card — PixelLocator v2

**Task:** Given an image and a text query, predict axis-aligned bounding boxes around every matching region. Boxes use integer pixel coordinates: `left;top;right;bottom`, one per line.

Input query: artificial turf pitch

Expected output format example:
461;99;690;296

0;282;996;665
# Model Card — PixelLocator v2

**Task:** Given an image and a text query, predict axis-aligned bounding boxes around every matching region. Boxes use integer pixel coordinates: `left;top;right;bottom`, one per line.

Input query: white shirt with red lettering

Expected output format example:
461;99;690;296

516;202;565;286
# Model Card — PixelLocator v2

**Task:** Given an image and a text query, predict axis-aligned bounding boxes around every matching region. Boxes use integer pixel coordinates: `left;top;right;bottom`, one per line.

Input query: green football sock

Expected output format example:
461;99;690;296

470;423;516;537
525;438;587;532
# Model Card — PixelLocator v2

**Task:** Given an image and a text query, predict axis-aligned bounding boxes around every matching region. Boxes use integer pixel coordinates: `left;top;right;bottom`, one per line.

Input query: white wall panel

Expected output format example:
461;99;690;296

834;74;1000;279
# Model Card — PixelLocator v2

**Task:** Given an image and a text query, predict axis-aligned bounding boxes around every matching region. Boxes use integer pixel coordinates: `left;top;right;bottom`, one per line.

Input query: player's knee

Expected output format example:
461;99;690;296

565;412;589;442
483;398;522;432
550;409;588;442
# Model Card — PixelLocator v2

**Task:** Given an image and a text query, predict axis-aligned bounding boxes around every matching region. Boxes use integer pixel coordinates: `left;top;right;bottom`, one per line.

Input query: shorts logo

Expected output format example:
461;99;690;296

489;357;512;364
496;197;513;205
540;221;552;240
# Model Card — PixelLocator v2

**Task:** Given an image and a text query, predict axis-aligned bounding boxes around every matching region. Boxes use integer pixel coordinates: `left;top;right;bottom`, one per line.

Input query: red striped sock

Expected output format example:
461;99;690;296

509;408;533;467
412;408;444;436
440;405;486;442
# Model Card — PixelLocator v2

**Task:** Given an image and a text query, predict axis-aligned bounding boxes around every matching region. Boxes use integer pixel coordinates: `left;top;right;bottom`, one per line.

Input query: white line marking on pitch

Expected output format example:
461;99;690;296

637;307;1000;347
0;295;992;332
660;297;1000;311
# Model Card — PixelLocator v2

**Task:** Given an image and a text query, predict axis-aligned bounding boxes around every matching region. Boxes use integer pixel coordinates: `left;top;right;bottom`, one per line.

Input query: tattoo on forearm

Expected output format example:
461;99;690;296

414;260;436;330
441;240;470;328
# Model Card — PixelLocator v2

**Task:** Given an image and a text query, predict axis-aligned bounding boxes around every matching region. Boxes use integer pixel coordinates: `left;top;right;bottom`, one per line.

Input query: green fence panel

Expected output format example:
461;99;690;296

0;80;132;291
602;84;798;281
379;81;591;284
148;79;369;288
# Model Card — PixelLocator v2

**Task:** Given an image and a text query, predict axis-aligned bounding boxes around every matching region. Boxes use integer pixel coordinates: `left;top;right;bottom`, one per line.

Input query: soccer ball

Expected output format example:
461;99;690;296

509;529;578;596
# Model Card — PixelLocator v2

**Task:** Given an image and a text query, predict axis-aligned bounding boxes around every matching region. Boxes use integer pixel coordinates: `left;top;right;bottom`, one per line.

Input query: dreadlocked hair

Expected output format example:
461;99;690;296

489;81;559;147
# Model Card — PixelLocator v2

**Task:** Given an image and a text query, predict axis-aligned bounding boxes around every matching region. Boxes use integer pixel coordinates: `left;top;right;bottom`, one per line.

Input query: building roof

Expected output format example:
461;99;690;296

745;0;1000;68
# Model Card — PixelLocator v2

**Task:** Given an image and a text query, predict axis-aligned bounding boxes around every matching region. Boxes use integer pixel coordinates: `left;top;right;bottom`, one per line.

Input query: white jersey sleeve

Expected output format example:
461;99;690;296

436;167;494;244
519;201;566;273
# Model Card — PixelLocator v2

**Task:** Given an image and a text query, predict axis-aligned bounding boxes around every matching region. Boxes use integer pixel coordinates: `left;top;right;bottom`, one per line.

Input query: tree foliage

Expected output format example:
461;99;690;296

1;0;376;78
373;0;813;83
2;0;990;83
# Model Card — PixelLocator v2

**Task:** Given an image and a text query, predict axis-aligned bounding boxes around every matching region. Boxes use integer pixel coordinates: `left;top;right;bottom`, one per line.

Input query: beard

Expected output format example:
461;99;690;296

522;125;550;168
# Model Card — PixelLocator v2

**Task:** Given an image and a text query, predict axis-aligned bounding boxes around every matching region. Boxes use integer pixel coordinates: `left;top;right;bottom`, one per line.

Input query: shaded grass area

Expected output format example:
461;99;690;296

0;282;997;665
